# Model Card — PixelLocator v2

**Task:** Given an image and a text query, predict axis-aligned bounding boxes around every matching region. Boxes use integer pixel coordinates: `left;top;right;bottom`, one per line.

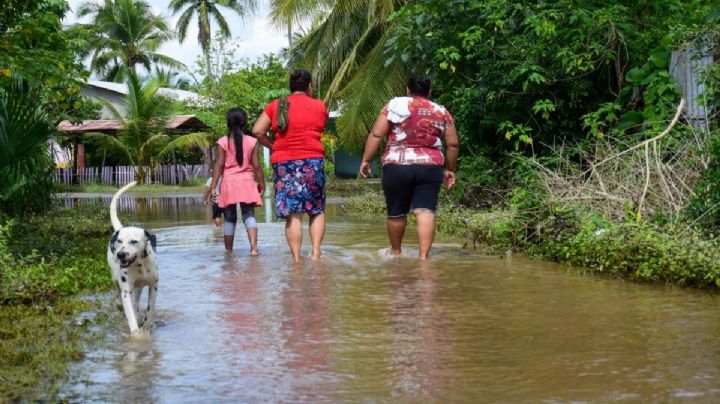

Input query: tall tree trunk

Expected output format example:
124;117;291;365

137;165;145;185
287;21;292;47
72;137;79;185
204;48;213;83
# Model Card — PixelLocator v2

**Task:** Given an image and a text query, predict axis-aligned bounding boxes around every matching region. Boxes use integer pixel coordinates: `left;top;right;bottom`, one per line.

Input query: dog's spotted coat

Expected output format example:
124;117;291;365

107;181;158;336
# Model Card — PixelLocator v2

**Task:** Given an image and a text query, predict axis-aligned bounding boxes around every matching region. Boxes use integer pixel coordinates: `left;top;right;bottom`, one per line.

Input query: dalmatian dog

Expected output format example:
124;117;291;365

107;181;158;336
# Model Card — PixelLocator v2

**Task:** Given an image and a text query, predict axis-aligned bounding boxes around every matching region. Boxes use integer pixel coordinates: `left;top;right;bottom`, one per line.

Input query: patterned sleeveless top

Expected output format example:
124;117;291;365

380;96;454;166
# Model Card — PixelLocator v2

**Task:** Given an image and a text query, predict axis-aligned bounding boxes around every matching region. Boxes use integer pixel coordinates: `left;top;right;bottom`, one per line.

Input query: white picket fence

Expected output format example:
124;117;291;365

53;164;209;185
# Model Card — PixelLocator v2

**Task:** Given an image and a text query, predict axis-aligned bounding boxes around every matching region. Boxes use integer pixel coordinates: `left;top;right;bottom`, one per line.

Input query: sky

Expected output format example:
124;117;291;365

64;0;289;78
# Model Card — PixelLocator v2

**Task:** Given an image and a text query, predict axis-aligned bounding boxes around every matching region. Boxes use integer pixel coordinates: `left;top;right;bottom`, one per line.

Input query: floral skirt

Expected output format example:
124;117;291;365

272;158;325;219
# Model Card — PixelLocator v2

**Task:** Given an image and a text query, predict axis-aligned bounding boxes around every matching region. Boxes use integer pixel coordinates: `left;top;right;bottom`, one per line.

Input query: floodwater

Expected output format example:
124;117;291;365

60;195;720;402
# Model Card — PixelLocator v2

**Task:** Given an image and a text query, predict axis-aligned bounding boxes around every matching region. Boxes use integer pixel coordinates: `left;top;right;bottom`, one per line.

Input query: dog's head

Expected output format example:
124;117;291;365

109;227;156;268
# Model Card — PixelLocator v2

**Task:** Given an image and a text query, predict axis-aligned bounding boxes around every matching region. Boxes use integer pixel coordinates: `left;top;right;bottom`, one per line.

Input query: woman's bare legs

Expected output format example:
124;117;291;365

247;227;258;256
414;209;435;259
386;216;407;256
224;235;234;251
308;213;325;260
285;213;303;262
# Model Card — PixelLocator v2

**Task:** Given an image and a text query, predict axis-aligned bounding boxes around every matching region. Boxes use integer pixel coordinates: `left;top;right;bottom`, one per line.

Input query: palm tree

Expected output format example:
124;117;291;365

147;66;193;90
269;0;410;152
90;71;210;184
77;0;185;82
169;0;258;81
0;80;55;214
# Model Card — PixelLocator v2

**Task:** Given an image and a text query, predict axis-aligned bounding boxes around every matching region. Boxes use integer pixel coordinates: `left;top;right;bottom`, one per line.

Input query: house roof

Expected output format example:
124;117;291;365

86;80;210;106
58;115;210;134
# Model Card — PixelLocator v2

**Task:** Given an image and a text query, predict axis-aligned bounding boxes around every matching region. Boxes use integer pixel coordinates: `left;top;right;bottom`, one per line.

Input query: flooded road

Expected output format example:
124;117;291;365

61;196;720;402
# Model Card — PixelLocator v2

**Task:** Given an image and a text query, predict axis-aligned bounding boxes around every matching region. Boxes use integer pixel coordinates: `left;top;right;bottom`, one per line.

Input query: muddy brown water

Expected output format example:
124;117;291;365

59;195;720;402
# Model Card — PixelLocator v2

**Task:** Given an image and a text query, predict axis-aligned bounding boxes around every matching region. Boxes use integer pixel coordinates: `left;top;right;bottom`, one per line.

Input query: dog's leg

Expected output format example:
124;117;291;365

133;283;144;326
144;280;158;329
119;286;141;335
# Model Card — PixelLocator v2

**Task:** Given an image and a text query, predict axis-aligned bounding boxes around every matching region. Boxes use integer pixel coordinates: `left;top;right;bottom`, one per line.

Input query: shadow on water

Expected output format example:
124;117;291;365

61;195;720;402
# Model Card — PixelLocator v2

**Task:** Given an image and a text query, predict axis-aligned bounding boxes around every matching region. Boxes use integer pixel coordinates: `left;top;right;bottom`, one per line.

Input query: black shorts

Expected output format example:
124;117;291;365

211;202;223;219
382;164;444;218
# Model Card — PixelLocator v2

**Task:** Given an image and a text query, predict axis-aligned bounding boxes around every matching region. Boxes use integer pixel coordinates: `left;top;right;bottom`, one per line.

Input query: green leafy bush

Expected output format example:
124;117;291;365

1;202;111;304
533;210;720;288
342;190;386;216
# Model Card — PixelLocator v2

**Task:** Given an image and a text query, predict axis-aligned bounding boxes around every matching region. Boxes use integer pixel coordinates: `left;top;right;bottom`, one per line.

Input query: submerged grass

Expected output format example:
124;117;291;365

0;201;114;402
0;298;109;402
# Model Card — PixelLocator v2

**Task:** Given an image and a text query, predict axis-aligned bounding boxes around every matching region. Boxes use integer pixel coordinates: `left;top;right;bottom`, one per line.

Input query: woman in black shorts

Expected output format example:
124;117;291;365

359;75;459;259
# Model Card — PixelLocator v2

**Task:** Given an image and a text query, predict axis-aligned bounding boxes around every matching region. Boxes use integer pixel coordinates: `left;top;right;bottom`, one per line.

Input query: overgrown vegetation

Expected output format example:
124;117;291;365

334;0;720;290
1;202;110;304
0;202;112;402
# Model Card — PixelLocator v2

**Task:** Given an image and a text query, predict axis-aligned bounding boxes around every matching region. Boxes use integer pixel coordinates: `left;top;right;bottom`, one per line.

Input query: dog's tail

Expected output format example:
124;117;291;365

110;181;137;231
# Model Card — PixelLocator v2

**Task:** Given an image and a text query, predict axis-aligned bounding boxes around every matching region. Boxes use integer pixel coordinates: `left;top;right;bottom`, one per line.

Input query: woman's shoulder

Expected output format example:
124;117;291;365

263;98;279;115
305;96;327;110
390;96;412;103
217;135;228;147
423;98;451;116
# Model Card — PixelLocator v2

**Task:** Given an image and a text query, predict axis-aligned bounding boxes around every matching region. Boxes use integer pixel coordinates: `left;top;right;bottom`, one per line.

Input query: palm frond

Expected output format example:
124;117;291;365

175;4;196;42
148;53;187;70
85;132;135;164
155;132;212;160
336;38;409;153
0;80;50;169
208;3;231;38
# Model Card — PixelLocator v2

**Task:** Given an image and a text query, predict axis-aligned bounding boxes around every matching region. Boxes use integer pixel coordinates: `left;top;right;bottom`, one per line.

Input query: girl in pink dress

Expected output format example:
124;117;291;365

210;108;265;253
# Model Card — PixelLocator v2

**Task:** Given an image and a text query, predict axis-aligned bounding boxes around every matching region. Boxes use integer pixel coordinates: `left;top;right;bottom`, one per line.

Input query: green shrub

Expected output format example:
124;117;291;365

530;209;720;288
1;202;111;304
342;190;386;215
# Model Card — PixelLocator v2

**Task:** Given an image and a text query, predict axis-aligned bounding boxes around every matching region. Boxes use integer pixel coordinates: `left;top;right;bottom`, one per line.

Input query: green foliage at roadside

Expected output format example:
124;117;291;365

1;0;99;217
75;0;182;82
327;178;382;198
531;209;720;288
0;0;96;124
342;189;385;215
0;201;113;402
0;81;56;216
1;202;111;305
387;0;715;157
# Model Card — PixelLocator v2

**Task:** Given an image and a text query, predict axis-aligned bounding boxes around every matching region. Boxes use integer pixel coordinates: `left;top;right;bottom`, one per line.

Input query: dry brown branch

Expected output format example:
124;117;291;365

637;144;651;218
590;98;686;171
531;98;710;220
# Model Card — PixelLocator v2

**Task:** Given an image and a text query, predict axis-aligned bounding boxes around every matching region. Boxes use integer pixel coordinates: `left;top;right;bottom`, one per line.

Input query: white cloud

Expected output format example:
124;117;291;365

64;0;287;76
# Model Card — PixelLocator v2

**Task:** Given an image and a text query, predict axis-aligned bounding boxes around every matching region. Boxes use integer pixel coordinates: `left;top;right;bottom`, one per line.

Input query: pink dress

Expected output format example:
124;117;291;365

216;135;263;208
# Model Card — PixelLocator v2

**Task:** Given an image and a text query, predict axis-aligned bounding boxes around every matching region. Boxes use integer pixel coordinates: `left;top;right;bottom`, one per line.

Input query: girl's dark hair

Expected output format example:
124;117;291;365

407;75;431;97
289;69;312;92
226;107;248;166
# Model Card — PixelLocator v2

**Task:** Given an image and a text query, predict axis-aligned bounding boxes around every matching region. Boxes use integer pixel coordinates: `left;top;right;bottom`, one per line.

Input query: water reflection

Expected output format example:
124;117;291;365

113;339;161;402
385;260;455;399
281;262;330;372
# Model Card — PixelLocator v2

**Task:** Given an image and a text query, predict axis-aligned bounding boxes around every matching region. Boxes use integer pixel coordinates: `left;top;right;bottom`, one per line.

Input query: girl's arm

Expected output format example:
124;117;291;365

202;184;211;205
251;142;265;195
210;147;225;199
